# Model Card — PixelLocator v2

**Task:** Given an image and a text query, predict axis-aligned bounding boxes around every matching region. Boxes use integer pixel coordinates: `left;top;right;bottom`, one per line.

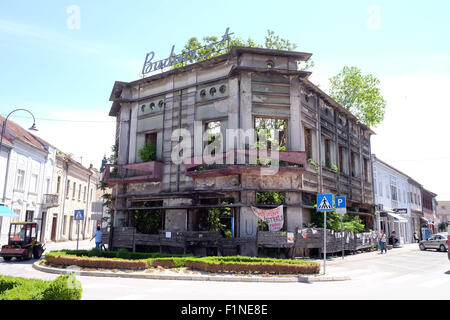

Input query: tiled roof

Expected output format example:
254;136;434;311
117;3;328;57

0;115;48;151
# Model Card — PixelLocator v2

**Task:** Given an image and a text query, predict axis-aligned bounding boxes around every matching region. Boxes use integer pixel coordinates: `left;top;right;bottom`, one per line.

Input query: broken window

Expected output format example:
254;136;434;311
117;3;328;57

192;199;233;238
339;145;349;174
304;127;313;160
351;151;360;178
204;121;222;155
363;158;371;182
321;135;335;169
254;117;287;151
133;201;164;234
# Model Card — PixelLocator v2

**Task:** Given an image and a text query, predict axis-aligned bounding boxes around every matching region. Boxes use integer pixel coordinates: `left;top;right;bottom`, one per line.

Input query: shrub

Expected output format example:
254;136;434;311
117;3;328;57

43;274;82;300
0;276;25;294
149;257;190;268
0;275;81;300
116;248;131;260
0;281;48;300
138;141;156;162
87;248;102;257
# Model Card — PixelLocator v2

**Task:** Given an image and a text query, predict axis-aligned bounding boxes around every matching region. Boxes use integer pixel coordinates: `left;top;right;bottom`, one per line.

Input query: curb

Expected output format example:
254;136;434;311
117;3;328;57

32;261;350;283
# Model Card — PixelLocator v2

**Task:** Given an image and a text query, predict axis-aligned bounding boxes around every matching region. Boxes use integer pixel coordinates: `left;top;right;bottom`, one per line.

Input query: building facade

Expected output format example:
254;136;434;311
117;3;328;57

104;47;375;256
50;153;99;242
0;116;57;244
408;178;424;239
436;201;450;232
422;188;437;234
0;116;100;244
372;155;411;244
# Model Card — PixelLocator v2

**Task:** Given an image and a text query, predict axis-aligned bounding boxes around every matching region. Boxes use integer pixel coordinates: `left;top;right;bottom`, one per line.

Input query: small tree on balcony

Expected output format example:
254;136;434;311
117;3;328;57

138;141;156;162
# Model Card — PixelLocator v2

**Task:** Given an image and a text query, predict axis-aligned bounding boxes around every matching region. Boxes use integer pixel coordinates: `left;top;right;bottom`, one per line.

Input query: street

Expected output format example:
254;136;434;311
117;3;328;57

0;240;448;300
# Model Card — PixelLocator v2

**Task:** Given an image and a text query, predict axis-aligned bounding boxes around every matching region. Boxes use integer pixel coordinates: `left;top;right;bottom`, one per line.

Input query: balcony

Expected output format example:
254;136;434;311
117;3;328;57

185;149;306;179
42;194;59;209
101;161;164;186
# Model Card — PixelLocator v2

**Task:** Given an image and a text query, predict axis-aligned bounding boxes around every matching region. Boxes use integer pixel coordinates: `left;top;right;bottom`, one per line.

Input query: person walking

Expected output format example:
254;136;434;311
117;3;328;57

413;231;419;243
379;230;387;254
91;226;103;251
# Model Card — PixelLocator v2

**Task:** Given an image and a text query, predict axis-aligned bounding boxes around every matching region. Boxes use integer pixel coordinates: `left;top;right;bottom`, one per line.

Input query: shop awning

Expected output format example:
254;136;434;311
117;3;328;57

386;211;408;223
0;205;19;217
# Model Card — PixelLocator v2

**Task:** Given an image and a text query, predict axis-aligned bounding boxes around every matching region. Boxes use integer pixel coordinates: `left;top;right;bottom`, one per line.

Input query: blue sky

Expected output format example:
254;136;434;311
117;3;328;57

1;0;450;199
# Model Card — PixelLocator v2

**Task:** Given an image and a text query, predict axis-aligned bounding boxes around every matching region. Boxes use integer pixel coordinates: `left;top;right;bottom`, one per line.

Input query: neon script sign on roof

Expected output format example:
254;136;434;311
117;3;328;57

141;28;233;76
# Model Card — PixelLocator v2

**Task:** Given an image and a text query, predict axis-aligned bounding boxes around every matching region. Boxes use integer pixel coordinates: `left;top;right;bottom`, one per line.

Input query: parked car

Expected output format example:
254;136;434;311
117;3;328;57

419;233;448;252
448;229;450;260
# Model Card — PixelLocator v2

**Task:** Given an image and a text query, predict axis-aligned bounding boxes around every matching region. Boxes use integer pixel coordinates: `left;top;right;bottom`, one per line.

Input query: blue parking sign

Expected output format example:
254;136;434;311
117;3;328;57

74;210;84;221
317;194;333;212
335;196;346;209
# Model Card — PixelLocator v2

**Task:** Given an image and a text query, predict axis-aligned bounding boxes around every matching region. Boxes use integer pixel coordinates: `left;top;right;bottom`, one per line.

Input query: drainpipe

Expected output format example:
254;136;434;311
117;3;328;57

59;159;69;241
1;146;11;204
83;165;92;239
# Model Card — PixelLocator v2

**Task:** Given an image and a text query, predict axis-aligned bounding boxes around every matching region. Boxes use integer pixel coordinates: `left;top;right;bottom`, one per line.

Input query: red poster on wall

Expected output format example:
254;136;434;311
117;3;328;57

251;205;284;232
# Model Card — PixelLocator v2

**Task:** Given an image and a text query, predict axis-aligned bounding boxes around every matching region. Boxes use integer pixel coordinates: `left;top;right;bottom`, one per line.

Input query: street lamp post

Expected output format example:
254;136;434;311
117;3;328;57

1;108;38;202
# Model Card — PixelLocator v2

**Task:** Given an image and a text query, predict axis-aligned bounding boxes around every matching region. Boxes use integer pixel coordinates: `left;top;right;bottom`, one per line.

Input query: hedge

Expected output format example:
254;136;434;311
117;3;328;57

47;249;192;260
0;274;82;300
185;260;320;274
45;255;148;270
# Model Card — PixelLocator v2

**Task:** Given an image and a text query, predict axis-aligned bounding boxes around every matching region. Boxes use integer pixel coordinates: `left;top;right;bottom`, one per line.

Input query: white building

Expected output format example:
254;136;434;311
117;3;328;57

372;155;412;244
0;116;57;244
1;116;100;245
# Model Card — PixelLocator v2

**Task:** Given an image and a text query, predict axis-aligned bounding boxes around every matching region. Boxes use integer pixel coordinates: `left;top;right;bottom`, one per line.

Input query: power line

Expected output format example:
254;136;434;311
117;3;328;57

1;114;115;123
382;157;450;162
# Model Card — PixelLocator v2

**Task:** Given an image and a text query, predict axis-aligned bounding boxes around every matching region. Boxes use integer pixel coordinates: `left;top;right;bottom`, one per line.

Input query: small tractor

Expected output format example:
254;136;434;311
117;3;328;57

0;222;45;261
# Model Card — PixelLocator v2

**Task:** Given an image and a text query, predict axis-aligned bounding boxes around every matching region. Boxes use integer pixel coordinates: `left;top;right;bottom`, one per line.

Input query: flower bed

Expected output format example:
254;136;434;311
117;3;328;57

45;255;148;270
45;250;320;275
185;256;320;274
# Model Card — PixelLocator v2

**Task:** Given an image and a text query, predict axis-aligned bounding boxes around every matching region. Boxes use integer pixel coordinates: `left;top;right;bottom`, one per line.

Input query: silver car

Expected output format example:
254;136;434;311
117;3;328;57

419;233;448;252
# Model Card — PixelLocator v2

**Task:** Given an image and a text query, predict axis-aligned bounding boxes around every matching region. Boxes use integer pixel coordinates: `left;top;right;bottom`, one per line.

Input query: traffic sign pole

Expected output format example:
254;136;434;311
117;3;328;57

323;211;326;274
74;210;85;251
341;213;344;259
317;193;333;275
77;221;80;250
335;196;346;260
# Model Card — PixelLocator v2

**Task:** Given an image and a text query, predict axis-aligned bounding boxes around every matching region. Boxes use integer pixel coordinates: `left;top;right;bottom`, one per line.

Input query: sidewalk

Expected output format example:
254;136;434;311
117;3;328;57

43;239;95;252
314;243;419;267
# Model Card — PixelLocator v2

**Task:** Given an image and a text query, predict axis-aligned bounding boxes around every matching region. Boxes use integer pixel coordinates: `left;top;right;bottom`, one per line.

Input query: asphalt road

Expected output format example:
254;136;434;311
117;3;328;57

0;240;448;300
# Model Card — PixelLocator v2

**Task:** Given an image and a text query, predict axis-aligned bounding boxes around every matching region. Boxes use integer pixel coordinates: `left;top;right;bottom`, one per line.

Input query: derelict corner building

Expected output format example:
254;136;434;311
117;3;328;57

104;44;375;256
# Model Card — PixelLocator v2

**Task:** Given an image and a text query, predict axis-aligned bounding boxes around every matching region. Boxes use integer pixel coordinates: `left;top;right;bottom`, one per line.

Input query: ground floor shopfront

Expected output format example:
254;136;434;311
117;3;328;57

377;211;411;245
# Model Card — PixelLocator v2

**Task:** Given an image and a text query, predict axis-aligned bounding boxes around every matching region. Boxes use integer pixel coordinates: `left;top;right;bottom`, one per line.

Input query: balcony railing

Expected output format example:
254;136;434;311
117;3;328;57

42;194;59;208
101;161;164;186
185;149;307;178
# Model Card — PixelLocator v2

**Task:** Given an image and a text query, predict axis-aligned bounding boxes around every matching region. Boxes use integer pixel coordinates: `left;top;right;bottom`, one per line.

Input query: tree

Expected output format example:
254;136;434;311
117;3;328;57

173;30;313;71
328;66;386;128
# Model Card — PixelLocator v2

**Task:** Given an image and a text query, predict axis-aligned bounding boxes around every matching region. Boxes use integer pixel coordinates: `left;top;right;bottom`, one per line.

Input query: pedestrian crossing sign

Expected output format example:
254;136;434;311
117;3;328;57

317;194;333;212
74;210;84;221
